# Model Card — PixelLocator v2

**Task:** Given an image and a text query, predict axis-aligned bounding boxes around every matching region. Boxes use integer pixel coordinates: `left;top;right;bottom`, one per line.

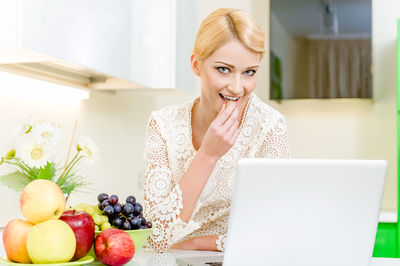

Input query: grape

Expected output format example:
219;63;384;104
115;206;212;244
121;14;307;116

101;222;112;231
113;217;123;227
95;206;103;215
95;225;100;231
103;205;114;217
130;217;141;229
123;203;134;214
90;193;151;231
97;193;109;202
75;203;88;212
92;214;102;225
84;205;96;216
126;195;136;205
102;200;111;209
99;215;109;225
109;195;118;205
122;220;131;230
133;203;143;216
114;203;122;214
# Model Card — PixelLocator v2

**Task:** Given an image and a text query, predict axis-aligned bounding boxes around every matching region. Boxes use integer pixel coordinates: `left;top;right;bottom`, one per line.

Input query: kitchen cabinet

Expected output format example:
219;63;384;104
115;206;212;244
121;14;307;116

0;0;196;92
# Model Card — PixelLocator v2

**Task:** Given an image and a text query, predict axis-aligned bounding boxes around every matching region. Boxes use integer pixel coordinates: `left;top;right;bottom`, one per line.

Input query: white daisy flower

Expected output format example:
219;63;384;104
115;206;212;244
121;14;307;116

77;137;99;164
20;140;51;168
0;141;17;160
14;114;33;135
30;121;63;146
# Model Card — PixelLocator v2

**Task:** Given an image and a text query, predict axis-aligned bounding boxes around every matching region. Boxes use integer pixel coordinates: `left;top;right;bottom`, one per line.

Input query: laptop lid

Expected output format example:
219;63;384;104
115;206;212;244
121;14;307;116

223;159;387;266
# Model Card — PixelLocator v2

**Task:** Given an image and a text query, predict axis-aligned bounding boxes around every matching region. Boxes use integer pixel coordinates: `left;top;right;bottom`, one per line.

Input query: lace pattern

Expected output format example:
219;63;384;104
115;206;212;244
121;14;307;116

143;94;289;252
216;235;226;251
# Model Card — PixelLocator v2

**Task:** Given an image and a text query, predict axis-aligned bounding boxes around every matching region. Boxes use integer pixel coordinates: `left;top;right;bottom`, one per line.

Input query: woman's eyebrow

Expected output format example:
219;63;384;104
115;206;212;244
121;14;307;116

214;61;259;69
214;61;235;68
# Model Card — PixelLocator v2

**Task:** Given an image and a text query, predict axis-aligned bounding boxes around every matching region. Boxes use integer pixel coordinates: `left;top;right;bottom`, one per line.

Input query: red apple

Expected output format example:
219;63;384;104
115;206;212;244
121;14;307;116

94;229;135;266
60;210;95;260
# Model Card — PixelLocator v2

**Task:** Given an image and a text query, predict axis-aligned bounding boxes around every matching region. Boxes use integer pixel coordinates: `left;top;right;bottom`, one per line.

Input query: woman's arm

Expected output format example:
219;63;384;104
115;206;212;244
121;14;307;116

144;103;239;252
178;102;240;222
170;235;220;251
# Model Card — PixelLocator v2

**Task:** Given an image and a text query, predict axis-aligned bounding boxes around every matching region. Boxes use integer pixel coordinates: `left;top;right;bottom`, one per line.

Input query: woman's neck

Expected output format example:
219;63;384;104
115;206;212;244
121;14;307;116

191;98;218;151
192;99;218;131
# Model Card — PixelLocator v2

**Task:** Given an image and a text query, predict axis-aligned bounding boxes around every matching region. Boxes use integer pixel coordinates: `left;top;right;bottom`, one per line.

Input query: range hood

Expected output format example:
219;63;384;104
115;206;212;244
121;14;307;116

0;48;143;90
0;0;191;92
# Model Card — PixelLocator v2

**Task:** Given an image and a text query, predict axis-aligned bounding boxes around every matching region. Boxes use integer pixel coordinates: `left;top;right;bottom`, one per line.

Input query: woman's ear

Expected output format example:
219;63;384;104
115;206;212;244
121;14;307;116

191;54;201;76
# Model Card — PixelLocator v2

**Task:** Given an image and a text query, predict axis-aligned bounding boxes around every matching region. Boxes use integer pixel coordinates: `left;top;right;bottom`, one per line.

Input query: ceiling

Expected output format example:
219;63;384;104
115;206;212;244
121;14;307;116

270;0;371;37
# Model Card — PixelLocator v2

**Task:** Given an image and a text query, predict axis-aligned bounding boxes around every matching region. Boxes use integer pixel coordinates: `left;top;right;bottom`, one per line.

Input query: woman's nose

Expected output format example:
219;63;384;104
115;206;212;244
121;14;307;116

228;74;243;95
228;75;243;96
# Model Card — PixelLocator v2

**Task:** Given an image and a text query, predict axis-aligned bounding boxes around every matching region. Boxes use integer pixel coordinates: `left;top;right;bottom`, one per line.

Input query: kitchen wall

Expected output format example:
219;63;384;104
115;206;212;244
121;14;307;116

0;71;194;226
0;0;398;227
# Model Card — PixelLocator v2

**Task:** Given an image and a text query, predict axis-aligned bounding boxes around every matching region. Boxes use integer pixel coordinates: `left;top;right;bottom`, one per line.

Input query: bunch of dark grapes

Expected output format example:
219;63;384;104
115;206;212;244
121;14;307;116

97;193;152;231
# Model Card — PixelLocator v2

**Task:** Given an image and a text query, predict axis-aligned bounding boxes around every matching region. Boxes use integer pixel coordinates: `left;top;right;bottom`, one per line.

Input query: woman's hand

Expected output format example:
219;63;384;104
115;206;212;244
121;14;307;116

198;102;240;160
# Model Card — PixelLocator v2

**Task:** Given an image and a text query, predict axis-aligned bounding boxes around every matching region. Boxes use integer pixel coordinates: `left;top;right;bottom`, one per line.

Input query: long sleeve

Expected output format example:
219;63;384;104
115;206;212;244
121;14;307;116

143;114;200;253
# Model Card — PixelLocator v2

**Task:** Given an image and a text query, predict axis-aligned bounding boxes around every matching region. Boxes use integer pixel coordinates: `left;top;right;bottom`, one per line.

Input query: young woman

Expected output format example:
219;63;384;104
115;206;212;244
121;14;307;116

143;8;289;253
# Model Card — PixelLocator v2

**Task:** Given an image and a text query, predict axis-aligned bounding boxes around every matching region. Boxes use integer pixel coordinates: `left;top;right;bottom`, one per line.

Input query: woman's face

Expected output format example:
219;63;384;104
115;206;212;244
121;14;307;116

192;39;260;115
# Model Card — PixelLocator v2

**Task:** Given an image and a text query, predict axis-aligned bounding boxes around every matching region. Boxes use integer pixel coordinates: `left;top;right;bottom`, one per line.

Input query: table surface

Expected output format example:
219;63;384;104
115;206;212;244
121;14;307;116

1;232;400;266
87;248;400;266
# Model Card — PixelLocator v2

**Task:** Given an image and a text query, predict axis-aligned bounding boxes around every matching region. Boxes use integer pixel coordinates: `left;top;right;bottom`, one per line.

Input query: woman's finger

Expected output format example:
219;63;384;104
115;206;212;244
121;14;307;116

213;101;237;126
226;120;240;140
220;105;240;131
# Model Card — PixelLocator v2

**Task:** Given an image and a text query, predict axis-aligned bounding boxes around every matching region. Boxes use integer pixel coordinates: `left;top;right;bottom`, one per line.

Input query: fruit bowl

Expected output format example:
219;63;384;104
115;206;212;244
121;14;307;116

0;255;94;265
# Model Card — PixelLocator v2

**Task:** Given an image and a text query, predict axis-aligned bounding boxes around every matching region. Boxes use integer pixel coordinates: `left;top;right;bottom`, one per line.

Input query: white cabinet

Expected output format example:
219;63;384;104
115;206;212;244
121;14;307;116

0;0;196;92
131;0;196;91
21;0;132;83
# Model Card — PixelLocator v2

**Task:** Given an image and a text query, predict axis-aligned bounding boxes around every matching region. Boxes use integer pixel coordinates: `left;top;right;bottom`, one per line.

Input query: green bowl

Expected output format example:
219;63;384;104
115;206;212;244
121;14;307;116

89;228;153;259
123;228;153;250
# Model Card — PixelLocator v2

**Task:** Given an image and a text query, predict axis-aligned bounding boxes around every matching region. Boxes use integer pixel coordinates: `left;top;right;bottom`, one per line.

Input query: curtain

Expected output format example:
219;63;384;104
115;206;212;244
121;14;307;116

309;39;372;98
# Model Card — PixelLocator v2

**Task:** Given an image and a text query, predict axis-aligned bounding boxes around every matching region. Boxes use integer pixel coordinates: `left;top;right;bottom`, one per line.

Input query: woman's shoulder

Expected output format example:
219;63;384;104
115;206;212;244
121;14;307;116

249;94;286;124
150;101;193;125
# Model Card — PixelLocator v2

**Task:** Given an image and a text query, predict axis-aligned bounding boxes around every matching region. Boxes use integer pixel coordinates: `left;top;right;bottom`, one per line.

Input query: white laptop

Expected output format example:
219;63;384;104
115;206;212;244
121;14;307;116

176;159;387;266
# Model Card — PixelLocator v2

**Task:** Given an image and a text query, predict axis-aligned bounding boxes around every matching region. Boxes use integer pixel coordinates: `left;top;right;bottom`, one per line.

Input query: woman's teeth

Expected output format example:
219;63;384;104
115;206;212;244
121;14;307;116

219;93;239;101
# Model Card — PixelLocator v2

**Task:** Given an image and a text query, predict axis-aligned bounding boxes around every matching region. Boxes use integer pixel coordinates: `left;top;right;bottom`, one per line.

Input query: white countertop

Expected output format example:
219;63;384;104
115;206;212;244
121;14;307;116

91;249;400;266
1;232;400;265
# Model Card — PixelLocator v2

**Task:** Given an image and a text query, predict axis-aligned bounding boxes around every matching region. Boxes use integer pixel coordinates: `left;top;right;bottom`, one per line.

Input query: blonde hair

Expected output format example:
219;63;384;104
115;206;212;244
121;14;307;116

193;8;265;61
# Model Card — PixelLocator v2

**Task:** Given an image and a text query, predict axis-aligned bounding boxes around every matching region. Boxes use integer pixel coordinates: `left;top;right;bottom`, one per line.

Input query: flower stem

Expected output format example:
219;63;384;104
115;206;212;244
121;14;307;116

4;159;31;177
58;153;82;185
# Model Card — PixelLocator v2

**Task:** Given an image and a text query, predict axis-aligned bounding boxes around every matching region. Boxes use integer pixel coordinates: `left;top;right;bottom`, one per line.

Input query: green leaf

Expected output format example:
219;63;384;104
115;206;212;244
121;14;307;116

37;162;56;180
0;171;31;191
58;174;89;194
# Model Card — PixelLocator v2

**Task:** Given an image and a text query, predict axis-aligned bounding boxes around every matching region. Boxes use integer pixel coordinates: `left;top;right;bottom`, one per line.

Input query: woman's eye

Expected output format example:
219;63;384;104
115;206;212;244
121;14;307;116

244;70;256;76
217;67;230;74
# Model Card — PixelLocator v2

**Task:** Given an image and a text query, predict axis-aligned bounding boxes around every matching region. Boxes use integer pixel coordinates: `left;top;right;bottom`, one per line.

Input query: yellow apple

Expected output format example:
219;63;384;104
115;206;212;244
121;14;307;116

2;219;34;263
27;220;76;263
20;179;65;224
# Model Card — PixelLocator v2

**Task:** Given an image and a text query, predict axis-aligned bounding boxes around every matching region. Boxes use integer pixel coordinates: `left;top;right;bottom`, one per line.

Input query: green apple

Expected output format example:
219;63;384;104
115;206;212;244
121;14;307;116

20;180;66;224
27;220;76;263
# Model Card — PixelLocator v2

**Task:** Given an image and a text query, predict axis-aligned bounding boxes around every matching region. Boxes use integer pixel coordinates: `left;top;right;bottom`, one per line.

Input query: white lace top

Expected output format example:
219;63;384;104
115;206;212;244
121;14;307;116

143;94;289;253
